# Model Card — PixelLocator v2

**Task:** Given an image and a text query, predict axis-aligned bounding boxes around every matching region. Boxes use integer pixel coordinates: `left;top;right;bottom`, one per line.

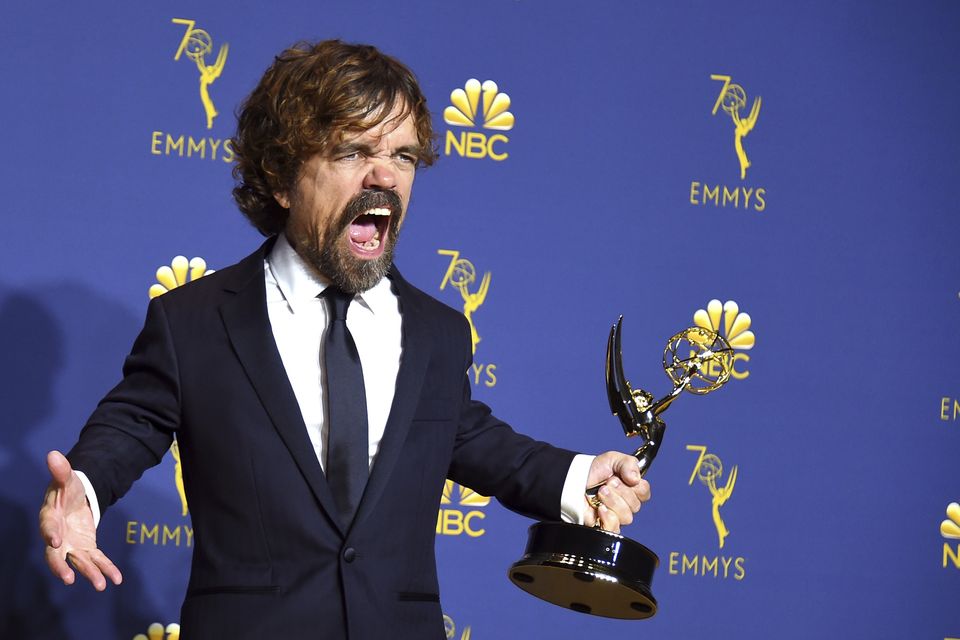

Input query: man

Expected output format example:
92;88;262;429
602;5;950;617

40;40;650;638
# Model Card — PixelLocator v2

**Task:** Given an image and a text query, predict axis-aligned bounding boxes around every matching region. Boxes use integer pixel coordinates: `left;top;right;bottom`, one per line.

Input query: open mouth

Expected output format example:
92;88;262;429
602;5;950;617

348;207;393;258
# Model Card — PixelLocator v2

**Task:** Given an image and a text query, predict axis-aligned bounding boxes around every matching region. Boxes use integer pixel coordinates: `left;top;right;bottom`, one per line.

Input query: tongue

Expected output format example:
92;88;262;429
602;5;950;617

349;215;378;243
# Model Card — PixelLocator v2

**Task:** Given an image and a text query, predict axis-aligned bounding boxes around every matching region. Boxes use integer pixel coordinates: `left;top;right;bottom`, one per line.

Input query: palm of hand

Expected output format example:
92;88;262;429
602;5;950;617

40;451;121;591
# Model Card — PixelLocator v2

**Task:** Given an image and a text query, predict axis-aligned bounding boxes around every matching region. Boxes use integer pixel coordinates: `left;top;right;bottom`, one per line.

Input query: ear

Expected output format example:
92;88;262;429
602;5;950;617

273;192;290;209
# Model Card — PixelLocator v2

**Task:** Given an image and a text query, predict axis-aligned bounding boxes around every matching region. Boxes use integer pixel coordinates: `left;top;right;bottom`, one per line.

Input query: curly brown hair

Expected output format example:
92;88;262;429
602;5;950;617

232;40;438;236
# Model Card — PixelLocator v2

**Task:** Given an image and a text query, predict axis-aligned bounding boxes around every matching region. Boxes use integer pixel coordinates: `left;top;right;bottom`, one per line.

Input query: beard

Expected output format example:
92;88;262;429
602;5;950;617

294;189;403;294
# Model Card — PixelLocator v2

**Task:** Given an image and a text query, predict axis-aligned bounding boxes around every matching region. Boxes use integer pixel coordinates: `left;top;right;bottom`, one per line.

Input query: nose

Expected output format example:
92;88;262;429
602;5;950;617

362;159;397;191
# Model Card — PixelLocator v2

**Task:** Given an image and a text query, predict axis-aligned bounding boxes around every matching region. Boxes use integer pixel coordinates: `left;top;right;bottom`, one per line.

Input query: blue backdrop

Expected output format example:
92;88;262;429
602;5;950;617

1;1;958;638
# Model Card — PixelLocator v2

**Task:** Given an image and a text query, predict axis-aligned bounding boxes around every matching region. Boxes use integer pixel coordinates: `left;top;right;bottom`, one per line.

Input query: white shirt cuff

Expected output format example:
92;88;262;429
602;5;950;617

74;470;101;528
560;454;595;525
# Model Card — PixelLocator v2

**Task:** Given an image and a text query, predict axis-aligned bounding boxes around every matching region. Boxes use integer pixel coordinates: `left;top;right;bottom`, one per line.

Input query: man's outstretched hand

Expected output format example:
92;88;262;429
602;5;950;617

583;451;651;532
39;451;121;591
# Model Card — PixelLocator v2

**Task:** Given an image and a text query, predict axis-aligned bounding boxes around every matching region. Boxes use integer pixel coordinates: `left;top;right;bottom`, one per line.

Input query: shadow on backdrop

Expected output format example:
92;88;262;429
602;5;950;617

0;283;161;639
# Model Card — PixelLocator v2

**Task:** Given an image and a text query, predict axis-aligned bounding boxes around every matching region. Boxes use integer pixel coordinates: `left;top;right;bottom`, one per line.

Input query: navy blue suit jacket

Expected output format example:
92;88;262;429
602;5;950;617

68;241;575;639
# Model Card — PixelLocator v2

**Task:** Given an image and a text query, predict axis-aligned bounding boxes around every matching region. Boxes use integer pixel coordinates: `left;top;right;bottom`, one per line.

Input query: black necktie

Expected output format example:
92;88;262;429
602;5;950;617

321;286;369;526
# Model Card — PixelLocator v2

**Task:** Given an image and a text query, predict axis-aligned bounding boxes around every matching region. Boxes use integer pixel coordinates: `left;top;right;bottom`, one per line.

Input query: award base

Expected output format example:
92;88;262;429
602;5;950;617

508;522;659;619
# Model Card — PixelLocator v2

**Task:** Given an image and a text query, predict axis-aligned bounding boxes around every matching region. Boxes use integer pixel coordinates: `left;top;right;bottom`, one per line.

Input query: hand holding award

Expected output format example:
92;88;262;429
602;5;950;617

509;317;734;619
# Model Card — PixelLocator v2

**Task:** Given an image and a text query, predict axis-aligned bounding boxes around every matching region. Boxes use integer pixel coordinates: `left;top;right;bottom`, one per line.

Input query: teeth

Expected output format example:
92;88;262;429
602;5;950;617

363;239;381;249
366;208;391;216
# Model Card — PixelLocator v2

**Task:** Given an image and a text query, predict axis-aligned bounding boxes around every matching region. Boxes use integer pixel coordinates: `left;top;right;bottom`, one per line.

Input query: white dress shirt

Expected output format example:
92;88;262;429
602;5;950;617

266;233;401;474
80;233;593;526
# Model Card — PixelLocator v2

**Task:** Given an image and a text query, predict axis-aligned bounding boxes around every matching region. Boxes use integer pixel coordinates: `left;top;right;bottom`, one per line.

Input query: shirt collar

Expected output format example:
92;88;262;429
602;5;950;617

267;232;395;315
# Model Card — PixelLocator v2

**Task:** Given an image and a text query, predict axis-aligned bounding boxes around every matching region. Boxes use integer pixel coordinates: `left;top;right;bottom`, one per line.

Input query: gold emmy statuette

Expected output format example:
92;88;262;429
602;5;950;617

508;317;733;619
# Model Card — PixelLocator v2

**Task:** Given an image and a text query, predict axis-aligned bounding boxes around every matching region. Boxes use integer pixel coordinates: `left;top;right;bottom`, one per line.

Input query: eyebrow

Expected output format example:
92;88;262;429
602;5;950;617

394;144;422;158
331;141;422;158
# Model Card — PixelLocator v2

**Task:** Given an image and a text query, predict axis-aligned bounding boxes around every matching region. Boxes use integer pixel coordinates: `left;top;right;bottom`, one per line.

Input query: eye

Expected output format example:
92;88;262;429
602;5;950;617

395;153;418;165
338;151;362;161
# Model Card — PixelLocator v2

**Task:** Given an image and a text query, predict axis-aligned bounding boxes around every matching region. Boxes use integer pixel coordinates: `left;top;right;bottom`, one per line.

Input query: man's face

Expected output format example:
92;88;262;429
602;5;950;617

277;107;420;293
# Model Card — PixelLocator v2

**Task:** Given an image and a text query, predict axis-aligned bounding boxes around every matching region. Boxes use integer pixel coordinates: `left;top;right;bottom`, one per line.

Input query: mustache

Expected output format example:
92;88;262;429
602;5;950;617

336;189;403;232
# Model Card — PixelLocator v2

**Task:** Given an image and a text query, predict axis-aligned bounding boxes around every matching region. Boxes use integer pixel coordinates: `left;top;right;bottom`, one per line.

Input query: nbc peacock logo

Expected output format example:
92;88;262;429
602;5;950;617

942;502;960;569
149;255;214;299
132;622;180;640
437;480;489;538
692;299;755;380
441;480;491;508
443;78;514;161
149;255;215;517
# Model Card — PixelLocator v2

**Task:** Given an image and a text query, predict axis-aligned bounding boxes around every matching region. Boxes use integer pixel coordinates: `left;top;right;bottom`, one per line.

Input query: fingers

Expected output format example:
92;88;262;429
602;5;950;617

584;451;655;533
632;477;652;502
597;504;621;533
66;550;108;591
40;451;73;549
597;481;635;527
46;450;74;488
57;549;123;591
586;452;617;487
45;544;75;585
92;549;123;587
582;505;597;528
588;451;643;488
39;501;62;548
609;477;645;513
612;455;643;486
42;536;121;590
40;484;66;550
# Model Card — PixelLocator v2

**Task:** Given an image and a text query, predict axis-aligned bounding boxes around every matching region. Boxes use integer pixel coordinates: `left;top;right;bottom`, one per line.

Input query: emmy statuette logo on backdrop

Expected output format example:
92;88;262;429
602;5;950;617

150;19;234;162
509;318;735;619
171;18;229;130
686;445;737;549
689;74;767;211
437;249;491;355
437;250;497;387
443;613;473;640
710;75;761;180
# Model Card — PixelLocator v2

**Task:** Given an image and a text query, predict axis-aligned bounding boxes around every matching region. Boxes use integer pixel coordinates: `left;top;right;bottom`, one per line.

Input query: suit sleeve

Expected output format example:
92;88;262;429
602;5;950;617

445;314;576;522
66;296;181;514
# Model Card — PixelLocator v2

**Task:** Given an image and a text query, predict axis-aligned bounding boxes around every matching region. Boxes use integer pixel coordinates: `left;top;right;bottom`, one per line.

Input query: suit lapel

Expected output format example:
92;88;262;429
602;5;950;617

218;241;345;537
351;266;432;531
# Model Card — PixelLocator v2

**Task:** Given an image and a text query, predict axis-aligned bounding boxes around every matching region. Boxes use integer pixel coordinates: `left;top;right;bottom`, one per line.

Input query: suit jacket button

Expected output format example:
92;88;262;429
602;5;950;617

343;547;357;563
